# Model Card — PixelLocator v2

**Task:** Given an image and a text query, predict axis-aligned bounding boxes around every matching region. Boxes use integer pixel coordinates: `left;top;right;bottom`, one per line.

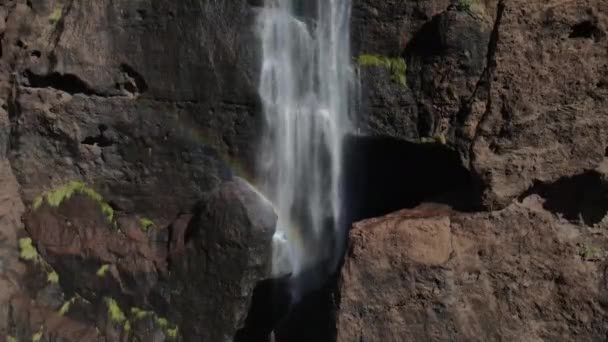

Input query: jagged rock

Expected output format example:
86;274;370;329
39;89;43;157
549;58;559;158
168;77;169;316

171;177;276;341
336;197;608;341
21;177;276;341
354;0;608;209
4;0;262;224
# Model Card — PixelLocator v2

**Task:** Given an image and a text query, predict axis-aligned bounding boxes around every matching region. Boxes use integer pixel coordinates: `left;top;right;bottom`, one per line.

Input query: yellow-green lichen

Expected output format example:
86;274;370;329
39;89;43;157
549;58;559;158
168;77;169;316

128;307;179;338
32;328;43;342
104;297;126;323
33;181;114;223
124;320;131;333
47;271;59;283
139;218;155;231
19;238;39;262
166;326;179;338
419;134;447;145
7;336;17;342
58;296;77;316
48;7;63;25
131;307;153;320
155;317;169;329
358;54;407;87
96;264;110;277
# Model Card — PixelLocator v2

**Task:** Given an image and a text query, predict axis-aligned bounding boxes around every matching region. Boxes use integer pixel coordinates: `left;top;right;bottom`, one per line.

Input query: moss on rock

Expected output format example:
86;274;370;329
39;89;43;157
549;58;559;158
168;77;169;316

358;54;407;87
33;181;114;223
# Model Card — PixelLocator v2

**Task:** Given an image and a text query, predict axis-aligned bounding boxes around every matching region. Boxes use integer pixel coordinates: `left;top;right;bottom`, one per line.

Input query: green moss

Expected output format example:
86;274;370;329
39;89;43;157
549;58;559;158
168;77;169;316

96;264;110;277
32;196;44;210
58;296;77;316
33;181;114;223
19;238;39;262
139;218;155;231
358;54;407;87
47;271;59;283
49;7;63;25
7;336;17;342
456;0;484;14
104;297;126;323
419;134;447;145
32;328;43;342
124;320;131;333
155;317;169;329
166;326;179;338
129;307;179;338
131;307;153;320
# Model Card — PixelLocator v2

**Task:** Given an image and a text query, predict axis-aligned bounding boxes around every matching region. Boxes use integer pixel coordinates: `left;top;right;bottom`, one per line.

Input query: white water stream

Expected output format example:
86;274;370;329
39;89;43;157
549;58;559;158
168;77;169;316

257;0;354;290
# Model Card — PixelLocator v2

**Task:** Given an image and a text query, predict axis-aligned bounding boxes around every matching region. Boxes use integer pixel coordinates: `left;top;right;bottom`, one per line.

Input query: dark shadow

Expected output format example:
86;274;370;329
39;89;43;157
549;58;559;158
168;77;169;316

23;70;97;95
233;276;292;342
234;267;337;342
521;171;608;225
343;134;480;223
569;20;605;42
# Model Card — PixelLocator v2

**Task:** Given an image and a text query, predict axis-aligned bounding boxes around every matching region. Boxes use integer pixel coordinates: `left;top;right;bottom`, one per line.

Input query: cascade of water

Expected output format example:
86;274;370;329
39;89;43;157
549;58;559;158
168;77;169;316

257;0;353;293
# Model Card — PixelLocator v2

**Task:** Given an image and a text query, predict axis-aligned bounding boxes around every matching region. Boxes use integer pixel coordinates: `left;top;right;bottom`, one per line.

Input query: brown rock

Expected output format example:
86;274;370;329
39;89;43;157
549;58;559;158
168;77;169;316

336;197;608;341
20;177;275;341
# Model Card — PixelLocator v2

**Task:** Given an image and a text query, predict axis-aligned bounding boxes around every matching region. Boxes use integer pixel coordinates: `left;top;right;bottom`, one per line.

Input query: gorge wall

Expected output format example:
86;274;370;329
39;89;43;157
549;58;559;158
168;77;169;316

0;0;607;341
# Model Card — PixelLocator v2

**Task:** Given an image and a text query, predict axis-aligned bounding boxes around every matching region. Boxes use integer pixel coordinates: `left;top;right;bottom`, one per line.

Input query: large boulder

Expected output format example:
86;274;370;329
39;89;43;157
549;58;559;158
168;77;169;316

336;197;608;341
19;177;276;341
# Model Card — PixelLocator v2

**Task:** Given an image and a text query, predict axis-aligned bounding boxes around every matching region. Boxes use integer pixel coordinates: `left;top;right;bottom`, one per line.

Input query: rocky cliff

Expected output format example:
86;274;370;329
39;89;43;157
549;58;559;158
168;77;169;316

339;0;608;340
0;0;607;341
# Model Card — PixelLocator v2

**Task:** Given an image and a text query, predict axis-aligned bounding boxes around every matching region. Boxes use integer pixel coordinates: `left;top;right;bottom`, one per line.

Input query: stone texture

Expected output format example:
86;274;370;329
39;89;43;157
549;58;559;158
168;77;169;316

336;197;608;342
470;0;608;207
21;177;275;341
353;0;608;208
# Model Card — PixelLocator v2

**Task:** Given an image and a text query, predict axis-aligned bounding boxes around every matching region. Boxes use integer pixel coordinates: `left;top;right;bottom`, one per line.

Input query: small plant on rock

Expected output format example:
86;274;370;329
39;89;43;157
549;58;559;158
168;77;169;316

48;7;63;25
19;237;39;262
358;54;407;87
456;0;485;14
139;217;155;231
33;181;115;223
104;297;126;323
96;264;110;277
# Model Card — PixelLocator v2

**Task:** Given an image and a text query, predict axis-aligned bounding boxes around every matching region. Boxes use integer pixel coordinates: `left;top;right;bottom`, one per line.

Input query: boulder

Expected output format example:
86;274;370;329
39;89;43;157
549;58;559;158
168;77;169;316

336;197;608;341
20;177;276;341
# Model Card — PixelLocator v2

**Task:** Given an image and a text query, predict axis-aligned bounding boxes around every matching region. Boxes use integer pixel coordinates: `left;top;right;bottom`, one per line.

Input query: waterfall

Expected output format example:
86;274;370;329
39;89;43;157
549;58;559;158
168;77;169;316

257;0;353;293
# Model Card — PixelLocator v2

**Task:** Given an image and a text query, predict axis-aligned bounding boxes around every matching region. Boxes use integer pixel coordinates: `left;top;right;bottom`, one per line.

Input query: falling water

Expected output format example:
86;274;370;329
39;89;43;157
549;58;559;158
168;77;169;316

257;0;353;293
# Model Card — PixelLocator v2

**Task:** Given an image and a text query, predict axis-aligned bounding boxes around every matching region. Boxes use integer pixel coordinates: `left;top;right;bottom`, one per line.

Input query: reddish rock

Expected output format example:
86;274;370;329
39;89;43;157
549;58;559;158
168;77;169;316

20;178;275;341
336;197;608;341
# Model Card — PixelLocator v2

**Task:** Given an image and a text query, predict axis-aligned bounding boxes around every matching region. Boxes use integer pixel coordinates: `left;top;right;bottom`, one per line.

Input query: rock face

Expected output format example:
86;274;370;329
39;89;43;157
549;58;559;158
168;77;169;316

338;0;608;340
0;0;272;340
1;0;608;340
353;0;608;208
337;197;608;341
21;178;275;341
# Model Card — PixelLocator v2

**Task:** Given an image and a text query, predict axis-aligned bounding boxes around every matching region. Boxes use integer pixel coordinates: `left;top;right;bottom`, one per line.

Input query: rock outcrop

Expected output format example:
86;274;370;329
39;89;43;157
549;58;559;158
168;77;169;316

336;197;608;341
337;0;608;341
353;0;608;208
18;178;275;341
0;0;271;340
